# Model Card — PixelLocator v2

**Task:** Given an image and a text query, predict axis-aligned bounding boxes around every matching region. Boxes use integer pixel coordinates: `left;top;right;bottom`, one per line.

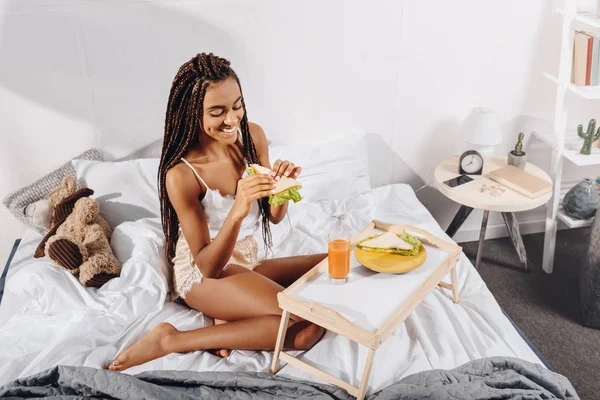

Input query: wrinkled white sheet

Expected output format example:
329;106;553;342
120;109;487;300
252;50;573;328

0;184;542;394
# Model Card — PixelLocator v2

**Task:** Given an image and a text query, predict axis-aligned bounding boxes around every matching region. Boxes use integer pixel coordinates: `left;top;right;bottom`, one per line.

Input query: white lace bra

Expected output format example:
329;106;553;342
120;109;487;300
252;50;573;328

180;157;261;240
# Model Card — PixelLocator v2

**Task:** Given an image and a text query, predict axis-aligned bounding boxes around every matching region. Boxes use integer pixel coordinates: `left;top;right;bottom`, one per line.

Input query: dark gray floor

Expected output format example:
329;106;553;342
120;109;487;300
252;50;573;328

460;227;599;400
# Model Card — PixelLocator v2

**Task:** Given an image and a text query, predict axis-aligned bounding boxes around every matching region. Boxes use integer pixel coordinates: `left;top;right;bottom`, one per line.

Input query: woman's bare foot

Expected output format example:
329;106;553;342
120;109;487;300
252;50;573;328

211;319;230;357
108;322;177;372
210;349;230;357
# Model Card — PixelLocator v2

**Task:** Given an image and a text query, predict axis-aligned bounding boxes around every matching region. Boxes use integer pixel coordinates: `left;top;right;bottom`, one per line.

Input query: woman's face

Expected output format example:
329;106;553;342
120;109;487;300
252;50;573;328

202;76;245;145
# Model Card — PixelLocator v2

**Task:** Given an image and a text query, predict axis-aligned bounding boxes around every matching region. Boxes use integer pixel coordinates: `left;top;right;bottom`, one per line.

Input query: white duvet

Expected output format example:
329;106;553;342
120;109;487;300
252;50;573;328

0;184;542;394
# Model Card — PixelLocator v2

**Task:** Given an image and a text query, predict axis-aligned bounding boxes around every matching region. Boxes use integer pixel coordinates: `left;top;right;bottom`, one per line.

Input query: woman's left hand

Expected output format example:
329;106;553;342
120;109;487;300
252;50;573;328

271;160;302;181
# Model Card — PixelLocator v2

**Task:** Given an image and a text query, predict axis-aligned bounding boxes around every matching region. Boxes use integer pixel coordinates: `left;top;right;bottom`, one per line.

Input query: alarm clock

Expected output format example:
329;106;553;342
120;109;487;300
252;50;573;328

459;150;484;175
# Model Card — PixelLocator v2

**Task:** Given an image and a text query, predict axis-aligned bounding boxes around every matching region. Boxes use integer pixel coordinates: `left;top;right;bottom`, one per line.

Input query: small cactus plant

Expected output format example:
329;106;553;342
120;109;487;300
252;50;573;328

578;119;600;155
508;132;528;169
512;132;525;156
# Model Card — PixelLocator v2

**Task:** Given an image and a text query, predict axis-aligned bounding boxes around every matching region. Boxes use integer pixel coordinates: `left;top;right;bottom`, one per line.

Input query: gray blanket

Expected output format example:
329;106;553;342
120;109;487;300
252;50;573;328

0;357;578;399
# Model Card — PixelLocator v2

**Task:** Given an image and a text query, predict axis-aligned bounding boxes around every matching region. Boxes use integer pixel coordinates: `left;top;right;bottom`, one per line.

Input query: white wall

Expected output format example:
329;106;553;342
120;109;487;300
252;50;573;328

1;0;598;264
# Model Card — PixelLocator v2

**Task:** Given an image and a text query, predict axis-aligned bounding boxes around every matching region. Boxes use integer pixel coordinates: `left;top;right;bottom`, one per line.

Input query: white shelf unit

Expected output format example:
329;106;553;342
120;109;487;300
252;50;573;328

557;8;600;28
532;129;600;166
558;208;594;228
544;73;600;99
541;2;600;274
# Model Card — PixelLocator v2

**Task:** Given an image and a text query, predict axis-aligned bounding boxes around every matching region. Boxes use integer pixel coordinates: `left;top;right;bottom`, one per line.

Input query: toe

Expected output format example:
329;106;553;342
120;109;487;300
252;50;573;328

219;349;230;357
109;356;126;371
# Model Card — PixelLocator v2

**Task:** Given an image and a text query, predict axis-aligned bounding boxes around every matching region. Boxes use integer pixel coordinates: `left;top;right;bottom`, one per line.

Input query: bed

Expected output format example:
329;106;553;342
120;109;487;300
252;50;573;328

0;134;576;398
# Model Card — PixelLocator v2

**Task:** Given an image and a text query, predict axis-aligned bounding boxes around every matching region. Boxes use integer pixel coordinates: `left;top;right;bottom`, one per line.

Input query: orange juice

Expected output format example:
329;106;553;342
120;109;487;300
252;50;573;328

328;239;350;280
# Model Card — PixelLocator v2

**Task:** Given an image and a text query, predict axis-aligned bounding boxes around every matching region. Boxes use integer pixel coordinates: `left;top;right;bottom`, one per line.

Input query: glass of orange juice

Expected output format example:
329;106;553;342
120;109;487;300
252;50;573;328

328;230;351;284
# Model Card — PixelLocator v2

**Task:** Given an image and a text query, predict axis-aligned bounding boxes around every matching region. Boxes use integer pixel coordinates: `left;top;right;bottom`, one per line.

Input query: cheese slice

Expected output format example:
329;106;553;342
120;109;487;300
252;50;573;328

359;232;413;250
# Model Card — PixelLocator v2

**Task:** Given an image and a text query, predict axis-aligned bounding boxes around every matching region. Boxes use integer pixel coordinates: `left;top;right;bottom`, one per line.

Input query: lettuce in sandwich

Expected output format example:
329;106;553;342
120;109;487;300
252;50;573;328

356;231;422;256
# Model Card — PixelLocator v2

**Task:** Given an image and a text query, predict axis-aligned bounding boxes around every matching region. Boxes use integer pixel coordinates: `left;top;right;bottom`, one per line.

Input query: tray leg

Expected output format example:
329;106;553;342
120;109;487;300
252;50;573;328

450;263;459;303
356;348;376;400
271;310;290;374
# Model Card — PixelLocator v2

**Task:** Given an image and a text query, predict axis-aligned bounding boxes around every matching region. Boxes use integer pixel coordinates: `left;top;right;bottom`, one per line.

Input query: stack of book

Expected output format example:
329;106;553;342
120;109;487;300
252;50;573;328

573;30;600;86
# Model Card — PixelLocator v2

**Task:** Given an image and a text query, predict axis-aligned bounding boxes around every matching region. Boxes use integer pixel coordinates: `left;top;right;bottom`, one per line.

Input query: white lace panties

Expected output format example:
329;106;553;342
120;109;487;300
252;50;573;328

171;234;261;301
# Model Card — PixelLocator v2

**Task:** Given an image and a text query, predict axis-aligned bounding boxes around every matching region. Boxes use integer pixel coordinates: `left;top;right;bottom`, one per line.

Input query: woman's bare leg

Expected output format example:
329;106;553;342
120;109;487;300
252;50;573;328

210;254;326;357
206;254;326;358
209;266;251;357
253;253;327;288
109;316;323;371
108;266;325;371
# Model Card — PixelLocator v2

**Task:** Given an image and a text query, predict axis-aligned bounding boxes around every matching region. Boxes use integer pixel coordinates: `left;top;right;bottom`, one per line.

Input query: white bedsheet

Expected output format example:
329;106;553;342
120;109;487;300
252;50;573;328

0;184;542;394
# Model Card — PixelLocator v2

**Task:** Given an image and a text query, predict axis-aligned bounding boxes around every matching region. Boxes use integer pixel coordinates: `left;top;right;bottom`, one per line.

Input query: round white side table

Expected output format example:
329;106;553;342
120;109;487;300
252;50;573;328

434;156;553;271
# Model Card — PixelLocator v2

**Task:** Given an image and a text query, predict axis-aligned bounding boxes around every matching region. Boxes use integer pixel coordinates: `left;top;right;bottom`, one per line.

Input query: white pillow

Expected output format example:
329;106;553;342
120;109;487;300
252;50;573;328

268;134;371;202
72;158;161;229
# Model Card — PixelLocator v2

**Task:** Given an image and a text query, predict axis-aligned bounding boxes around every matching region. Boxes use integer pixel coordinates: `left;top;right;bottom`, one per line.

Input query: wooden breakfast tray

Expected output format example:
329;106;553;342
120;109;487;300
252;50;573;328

270;220;462;399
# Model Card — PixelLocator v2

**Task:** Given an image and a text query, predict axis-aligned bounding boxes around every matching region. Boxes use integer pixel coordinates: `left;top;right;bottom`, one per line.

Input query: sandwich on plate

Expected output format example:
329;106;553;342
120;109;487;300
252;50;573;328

246;164;303;206
356;231;422;256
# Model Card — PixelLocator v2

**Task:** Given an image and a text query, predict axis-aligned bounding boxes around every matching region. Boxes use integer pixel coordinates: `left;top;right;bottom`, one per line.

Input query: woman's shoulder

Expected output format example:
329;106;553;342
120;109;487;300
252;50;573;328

165;162;205;201
166;162;190;182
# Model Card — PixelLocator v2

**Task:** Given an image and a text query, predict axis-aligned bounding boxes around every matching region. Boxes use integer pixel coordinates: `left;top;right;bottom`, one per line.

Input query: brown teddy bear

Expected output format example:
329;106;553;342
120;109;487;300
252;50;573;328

34;189;121;288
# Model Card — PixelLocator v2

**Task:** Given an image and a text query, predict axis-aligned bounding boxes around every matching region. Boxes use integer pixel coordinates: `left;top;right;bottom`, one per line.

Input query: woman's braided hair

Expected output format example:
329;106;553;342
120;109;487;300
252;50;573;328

158;53;272;264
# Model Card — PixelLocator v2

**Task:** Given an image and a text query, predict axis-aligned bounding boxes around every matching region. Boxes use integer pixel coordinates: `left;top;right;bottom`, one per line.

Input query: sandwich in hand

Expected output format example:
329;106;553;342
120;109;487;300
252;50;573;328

356;231;422;256
246;164;303;206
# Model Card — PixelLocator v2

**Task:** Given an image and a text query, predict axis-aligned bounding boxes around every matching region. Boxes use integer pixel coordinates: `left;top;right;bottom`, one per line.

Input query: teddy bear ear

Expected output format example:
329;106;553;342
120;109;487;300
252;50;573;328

53;188;94;225
34;222;61;258
84;272;120;288
62;175;77;191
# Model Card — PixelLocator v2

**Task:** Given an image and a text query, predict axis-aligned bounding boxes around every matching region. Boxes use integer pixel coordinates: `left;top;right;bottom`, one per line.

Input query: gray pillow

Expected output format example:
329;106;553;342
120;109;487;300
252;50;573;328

2;148;103;233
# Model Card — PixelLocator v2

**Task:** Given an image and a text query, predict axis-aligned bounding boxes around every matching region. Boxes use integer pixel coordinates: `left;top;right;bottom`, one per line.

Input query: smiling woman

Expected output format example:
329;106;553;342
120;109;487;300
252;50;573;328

203;80;244;142
108;53;327;371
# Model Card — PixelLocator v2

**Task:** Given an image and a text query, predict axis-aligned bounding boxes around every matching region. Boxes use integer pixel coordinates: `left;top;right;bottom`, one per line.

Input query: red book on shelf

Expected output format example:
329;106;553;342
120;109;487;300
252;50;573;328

585;32;594;85
573;31;594;86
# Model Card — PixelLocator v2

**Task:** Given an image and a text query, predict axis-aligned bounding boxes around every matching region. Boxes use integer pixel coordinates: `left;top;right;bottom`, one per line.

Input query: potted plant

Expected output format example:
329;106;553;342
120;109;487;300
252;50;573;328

578;119;600;155
508;132;527;169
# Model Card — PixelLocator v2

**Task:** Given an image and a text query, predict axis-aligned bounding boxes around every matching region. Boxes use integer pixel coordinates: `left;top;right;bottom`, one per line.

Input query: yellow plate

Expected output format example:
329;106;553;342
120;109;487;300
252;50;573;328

354;245;427;273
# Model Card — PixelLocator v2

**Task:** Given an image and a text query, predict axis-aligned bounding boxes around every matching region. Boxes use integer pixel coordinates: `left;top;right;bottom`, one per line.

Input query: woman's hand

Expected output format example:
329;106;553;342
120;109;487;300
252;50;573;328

230;174;275;221
271;159;302;181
